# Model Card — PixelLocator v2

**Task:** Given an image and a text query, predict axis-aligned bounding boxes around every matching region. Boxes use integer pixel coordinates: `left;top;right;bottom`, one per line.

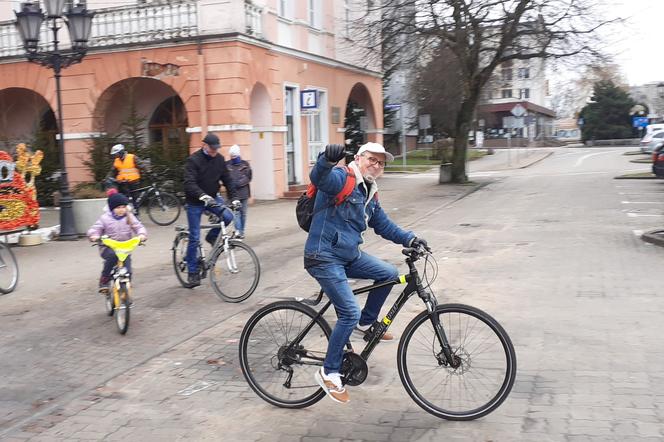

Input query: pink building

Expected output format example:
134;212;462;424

0;0;383;199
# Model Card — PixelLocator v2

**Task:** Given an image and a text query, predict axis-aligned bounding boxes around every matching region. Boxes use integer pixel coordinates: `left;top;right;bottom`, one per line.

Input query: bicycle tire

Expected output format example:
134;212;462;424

397;303;516;421
172;232;190;287
146;192;181;226
239;300;331;408
209;239;260;302
0;242;19;294
104;290;114;316
115;282;130;334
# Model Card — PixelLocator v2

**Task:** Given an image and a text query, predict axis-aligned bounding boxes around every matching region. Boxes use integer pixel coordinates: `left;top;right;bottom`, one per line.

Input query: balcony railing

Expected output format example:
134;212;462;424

0;20;53;58
89;1;197;47
245;1;263;38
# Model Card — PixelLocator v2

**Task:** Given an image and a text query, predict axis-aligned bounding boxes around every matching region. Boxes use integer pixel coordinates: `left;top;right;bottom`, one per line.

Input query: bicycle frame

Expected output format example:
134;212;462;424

102;237;141;307
287;253;457;368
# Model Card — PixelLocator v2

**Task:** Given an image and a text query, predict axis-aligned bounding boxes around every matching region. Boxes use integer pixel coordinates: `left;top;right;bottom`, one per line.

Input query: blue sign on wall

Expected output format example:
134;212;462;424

632;116;649;128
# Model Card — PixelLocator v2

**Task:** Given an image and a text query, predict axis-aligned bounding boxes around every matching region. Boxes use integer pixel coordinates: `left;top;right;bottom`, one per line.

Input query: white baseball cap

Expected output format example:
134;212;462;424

356;142;394;162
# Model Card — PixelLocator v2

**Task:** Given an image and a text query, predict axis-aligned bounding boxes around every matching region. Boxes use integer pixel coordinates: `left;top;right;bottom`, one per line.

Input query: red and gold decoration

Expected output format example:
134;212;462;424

0;144;42;231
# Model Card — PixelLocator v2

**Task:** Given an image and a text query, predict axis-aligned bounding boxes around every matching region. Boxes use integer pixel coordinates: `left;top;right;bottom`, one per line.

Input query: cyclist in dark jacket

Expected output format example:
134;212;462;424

183;133;238;288
226;144;252;239
306;142;428;404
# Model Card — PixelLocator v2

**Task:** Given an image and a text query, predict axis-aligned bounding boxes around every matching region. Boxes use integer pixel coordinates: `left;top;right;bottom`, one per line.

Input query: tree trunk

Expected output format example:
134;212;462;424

451;99;476;183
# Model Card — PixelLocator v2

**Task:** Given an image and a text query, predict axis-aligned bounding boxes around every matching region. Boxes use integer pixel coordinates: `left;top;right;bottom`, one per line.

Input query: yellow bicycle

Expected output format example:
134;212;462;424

98;236;142;334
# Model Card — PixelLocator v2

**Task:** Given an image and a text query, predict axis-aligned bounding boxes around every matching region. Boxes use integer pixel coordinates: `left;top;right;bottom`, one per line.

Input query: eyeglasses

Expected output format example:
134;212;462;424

364;155;386;168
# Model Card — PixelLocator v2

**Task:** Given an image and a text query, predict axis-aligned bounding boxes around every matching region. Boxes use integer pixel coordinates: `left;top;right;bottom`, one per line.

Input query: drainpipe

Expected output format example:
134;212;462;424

197;39;208;145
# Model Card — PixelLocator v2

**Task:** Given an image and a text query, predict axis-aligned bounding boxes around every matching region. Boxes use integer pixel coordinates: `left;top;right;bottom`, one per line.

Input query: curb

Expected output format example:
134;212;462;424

518;151;553;169
641;229;664;248
614;174;658;180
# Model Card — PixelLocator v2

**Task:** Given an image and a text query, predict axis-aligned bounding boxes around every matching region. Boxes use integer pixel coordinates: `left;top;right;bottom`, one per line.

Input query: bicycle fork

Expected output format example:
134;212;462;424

422;294;460;368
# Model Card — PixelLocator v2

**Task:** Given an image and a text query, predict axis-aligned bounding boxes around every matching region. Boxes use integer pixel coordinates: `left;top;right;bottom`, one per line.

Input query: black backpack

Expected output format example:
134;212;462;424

296;166;356;232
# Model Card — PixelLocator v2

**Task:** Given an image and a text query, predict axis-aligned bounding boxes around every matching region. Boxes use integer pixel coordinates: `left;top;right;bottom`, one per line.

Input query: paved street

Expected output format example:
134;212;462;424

2;147;664;441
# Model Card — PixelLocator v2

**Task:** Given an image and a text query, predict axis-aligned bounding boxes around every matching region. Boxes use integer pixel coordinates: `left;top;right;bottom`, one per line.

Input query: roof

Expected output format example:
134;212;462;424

478;101;556;117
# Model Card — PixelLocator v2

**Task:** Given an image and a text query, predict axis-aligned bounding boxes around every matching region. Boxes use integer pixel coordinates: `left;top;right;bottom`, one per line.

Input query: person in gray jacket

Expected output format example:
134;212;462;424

226;144;252;239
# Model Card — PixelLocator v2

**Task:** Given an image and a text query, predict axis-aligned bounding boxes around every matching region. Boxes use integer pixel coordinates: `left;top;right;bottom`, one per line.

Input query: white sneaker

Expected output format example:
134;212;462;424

353;323;394;342
315;367;349;403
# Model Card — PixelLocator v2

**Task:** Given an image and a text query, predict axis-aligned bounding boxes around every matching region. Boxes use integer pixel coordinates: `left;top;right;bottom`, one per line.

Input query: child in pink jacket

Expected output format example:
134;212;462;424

87;193;147;292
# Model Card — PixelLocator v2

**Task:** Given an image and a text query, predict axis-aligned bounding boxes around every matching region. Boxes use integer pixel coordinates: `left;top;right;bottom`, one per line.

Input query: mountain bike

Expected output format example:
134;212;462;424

97;236;143;334
239;245;516;420
172;202;260;302
0;241;19;294
105;178;181;226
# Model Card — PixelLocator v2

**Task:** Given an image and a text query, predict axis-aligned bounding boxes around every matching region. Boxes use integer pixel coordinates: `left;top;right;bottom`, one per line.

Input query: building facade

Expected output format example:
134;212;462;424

477;58;555;145
0;0;383;200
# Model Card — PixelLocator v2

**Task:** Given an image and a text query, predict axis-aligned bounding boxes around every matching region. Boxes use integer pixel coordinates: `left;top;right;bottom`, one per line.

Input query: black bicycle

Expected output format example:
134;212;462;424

105;178;181;226
239;245;516;420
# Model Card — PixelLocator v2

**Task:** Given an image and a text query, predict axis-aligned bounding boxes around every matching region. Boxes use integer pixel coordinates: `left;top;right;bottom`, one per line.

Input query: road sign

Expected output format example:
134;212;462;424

418;114;431;129
384;103;401;110
503;116;524;129
511;104;526;117
632;116;648;128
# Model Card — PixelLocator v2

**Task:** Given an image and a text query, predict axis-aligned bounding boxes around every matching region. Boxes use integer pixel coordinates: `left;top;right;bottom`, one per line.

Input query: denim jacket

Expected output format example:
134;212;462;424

304;154;415;263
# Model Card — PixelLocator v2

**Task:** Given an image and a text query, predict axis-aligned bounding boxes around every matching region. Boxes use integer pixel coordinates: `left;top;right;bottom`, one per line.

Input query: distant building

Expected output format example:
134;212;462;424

629;82;664;122
477;57;555;145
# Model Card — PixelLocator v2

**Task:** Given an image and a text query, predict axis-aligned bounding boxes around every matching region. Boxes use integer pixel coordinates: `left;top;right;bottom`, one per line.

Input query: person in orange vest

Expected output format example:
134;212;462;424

106;144;145;207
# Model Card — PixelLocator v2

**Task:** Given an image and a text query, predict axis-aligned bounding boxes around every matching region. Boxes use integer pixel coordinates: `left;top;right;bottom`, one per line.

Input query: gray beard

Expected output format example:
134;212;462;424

363;174;376;184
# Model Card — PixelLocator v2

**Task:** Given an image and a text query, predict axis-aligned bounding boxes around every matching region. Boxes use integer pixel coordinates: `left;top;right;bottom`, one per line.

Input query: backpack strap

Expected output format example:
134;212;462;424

334;166;356;206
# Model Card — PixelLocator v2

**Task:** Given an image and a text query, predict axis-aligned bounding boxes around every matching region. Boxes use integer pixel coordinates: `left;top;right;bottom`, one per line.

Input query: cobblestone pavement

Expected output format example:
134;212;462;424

3;147;664;441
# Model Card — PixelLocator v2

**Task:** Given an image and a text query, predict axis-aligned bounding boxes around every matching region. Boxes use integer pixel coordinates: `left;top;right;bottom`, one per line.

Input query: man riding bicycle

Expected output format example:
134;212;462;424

305;142;428;404
183;133;239;288
106;144;145;205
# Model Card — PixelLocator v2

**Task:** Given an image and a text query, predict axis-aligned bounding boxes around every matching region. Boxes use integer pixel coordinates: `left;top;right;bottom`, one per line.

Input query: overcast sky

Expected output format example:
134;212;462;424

608;0;664;86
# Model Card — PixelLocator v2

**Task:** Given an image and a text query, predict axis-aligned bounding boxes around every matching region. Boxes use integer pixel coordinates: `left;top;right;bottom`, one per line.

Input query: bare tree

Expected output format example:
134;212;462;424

354;0;618;182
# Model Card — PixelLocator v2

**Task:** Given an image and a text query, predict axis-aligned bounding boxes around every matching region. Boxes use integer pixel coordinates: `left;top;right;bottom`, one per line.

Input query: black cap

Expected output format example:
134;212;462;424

202;133;221;149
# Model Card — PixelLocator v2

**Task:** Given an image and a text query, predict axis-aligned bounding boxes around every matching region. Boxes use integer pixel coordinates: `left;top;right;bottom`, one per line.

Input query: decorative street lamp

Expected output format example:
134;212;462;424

15;1;94;240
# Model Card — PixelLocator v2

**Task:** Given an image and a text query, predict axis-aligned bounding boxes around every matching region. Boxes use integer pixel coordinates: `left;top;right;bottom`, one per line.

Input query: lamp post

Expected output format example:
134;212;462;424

15;1;94;240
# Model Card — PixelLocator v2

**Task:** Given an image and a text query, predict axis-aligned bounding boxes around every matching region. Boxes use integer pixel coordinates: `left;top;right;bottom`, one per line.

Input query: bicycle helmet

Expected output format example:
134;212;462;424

110;144;126;156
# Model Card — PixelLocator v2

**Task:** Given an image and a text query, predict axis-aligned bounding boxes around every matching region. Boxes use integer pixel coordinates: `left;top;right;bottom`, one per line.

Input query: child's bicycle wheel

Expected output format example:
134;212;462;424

115;282;130;334
104;290;114;316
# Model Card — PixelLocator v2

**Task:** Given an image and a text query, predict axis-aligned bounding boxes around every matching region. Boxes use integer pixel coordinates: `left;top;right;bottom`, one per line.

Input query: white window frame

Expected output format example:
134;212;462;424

308;0;322;29
305;88;329;163
279;0;293;20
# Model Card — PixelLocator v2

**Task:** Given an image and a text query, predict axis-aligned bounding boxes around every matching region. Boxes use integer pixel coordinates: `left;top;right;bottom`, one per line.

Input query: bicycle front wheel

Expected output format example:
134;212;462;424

0;243;19;294
115;282;131;334
398;303;516;421
172;232;190;287
147;192;181;226
239;300;331;408
209;240;260;302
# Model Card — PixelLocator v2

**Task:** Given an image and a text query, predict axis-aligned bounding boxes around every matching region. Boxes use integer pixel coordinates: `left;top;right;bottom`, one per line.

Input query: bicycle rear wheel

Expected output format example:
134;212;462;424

239;301;330;408
0;242;19;294
397;303;516;421
115;282;130;334
172;232;190;287
147;192;181;226
209;239;260;302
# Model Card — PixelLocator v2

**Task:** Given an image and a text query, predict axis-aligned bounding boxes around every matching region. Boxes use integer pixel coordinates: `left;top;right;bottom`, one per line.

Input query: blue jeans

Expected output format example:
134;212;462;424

185;196;234;273
306;252;398;374
234;198;249;234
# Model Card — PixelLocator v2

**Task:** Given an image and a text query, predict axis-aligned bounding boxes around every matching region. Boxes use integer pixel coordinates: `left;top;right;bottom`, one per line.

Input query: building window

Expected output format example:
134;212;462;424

501;89;513;99
308;0;321;29
519;88;530;99
517;67;530;79
501;68;512;81
279;0;290;19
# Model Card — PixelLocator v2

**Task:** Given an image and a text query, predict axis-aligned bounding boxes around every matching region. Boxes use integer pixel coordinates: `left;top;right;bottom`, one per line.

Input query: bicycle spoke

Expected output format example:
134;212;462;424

241;303;329;407
399;305;515;419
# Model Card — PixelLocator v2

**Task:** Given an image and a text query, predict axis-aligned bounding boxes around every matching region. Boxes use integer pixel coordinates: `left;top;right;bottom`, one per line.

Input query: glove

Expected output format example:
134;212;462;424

324;144;346;163
231;200;242;210
199;194;215;206
411;237;430;251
